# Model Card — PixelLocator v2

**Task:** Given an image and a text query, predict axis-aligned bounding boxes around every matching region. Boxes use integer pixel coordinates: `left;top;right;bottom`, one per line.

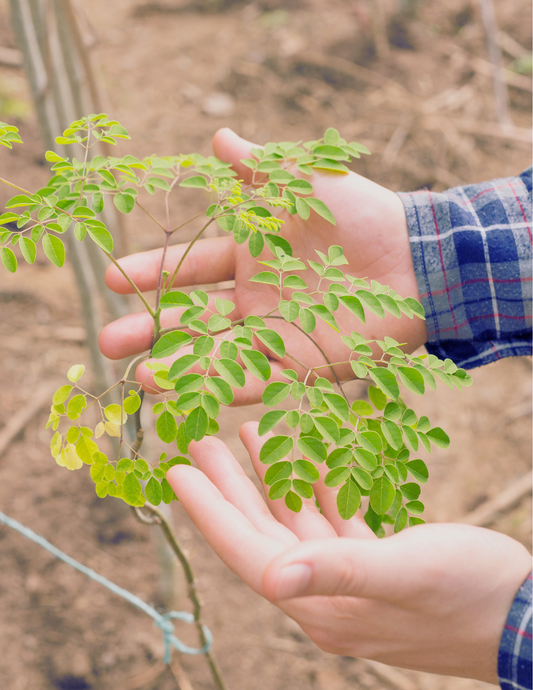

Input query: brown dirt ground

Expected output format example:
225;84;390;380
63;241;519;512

0;1;531;689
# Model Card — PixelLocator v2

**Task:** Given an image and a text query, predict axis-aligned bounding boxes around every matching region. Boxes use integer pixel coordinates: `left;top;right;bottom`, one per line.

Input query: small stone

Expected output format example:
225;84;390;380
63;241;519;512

202;92;235;118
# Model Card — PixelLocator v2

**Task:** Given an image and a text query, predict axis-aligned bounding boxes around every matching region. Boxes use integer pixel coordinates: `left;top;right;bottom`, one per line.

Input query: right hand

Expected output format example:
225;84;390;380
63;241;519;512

167;423;532;684
99;129;427;402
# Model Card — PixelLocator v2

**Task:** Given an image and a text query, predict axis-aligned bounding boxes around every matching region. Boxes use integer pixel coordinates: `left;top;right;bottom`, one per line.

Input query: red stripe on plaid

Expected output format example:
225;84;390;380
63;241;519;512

465;182;521;205
419;276;533;299
427;312;532;336
506;178;533;244
429;191;459;336
504;624;533;640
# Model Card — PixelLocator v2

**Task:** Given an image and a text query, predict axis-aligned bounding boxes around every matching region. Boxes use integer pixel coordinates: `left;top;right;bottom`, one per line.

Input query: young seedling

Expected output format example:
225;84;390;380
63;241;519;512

0;115;472;538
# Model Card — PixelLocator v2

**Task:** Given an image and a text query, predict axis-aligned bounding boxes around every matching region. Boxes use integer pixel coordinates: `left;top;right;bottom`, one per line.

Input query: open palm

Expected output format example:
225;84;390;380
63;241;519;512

99;129;426;402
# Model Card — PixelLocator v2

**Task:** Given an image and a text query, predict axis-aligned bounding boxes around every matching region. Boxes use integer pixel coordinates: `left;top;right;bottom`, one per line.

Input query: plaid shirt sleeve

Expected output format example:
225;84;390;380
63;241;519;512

398;167;532;369
499;573;532;690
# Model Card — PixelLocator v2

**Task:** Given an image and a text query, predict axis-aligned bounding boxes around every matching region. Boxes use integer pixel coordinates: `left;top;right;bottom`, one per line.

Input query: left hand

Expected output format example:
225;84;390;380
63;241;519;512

167;422;532;685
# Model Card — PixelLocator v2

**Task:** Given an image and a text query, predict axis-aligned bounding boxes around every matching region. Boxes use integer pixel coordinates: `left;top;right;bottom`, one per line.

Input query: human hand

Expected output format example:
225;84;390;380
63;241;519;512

99;128;427;401
167;422;532;684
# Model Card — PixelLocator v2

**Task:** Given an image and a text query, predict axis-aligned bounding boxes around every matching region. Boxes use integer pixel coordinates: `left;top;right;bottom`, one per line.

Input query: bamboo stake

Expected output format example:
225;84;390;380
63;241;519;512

478;0;512;126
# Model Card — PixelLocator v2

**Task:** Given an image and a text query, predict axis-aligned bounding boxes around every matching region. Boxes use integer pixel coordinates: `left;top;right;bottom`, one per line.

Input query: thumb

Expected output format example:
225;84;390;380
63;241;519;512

212;128;257;183
262;537;397;602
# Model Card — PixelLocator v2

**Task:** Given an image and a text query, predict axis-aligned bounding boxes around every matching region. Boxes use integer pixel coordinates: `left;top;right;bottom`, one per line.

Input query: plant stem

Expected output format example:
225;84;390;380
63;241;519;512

167;218;215;290
133;505;227;690
0;177;32;194
103;250;155;318
266;315;348;401
155;231;172;312
136;201;168;233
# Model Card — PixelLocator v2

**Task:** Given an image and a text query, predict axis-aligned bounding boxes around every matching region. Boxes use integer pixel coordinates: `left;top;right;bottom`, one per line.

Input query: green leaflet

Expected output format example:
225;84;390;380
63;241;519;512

400;482;421;501
327;448;352;469
314;416;340;444
309;304;338;331
179;176;207;188
284;490;302;513
381;420;403;450
42;234;65;267
168;354;200;380
152;331;193;358
205;377;234;405
299;308;316;333
263;383;291;407
398;366;425;395
292;479;313;499
256;329;286;358
369;476;395;515
185;406;208;441
258;409;286;435
250;271;280;286
337;478;361;520
426;426;450;448
259;436;293;465
145;477;162;506
394;506;408;533
241;349;271;381
339;294;365;322
248;230;264;257
19;237;36;264
279;300;300;322
405;459;429;483
293;459;319;483
114;193;135;214
122;473;145;507
325;466;350;487
156;410;178;443
297;436;327;464
356;431;383;454
264;461;292;486
306;197;336;225
323;393;349;422
269;479;291;500
160;291;194;308
368;368;399;399
213;358;245;389
86;224;113;252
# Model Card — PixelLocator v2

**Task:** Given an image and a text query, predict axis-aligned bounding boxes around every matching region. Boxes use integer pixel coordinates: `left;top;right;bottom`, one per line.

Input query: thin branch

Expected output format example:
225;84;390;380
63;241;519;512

136;200;167;233
133;505;227;690
170;209;206;234
266;316;348;402
103;250;155;318
0;177;32;194
167;218;216;290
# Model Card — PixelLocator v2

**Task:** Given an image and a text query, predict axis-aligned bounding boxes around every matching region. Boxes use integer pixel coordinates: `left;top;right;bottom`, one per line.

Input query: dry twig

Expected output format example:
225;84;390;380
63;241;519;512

478;0;511;125
0;383;57;459
462;471;532;527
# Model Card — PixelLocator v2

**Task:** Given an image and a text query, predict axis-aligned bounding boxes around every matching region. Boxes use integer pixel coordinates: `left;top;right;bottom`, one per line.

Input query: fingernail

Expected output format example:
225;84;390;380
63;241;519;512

275;564;312;600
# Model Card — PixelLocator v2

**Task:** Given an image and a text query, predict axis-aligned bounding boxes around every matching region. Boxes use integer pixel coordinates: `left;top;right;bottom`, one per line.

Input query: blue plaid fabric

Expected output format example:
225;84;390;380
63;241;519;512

499;573;532;690
398;167;532;369
400;172;532;689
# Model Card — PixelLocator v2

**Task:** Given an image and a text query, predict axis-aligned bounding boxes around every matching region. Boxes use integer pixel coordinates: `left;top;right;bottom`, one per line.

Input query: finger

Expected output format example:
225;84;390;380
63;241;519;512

98;288;238;360
167;464;289;593
105;236;235;294
212;128;257;183
262;537;393;601
312;462;376;540
240;421;338;540
187;435;298;546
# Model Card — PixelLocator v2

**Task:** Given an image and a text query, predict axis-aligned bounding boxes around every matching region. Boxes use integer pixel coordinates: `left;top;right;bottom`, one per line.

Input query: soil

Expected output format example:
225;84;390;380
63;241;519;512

0;1;531;690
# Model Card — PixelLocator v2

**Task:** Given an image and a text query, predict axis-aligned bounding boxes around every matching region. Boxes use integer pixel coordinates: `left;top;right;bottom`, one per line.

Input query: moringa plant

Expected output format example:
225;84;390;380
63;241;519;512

0;115;472;539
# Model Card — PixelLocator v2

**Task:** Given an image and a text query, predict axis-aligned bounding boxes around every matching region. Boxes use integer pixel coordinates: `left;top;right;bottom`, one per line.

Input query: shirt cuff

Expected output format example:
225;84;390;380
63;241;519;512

398;169;532;369
498;572;532;690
